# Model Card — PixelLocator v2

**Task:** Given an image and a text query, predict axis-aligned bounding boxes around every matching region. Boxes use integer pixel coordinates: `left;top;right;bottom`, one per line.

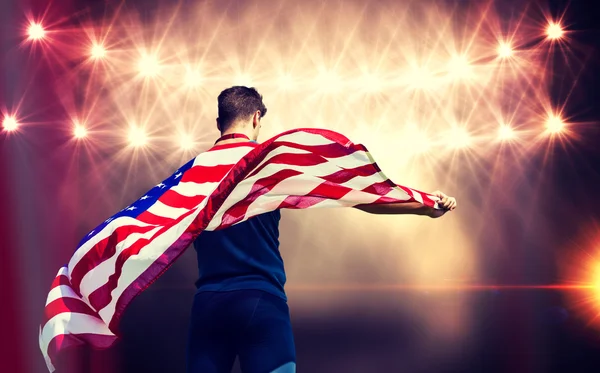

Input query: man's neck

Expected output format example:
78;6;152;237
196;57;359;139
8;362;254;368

216;130;253;145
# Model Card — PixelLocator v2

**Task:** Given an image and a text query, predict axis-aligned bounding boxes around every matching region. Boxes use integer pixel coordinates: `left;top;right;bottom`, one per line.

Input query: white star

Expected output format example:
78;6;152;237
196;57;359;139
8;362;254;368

126;206;137;211
175;172;183;179
88;230;95;236
156;183;166;188
140;195;150;200
105;217;114;223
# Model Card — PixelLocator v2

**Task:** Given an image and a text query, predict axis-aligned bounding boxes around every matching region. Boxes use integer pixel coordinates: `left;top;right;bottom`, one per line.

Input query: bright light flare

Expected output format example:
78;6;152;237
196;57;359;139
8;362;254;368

138;54;161;77
91;44;107;59
128;126;148;147
448;126;472;149
73;124;88;139
497;42;513;58
2;115;19;131
546;22;564;40
559;225;600;329
498;125;516;141
447;55;472;79
179;134;195;150
185;69;203;87
27;22;46;41
545;114;565;134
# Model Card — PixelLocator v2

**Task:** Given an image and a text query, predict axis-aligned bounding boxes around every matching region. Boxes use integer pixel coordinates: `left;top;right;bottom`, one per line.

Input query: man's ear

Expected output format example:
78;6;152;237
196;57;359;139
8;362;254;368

252;111;260;129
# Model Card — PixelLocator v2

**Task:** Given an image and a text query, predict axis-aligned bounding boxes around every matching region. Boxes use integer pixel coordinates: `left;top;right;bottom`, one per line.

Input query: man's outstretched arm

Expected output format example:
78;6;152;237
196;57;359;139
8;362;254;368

354;191;457;218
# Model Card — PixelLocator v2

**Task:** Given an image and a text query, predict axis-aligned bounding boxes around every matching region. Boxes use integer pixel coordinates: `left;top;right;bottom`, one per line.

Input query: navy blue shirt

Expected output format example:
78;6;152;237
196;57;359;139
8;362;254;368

193;210;287;301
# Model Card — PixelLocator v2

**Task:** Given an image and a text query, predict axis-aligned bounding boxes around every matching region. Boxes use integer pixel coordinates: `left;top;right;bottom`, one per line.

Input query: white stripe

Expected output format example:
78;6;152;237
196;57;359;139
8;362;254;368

68;217;155;270
275;131;335;146
40;312;115;369
98;198;208;324
193;146;252;167
46;285;81;306
79;226;162;297
172;181;220;197
146;200;194;219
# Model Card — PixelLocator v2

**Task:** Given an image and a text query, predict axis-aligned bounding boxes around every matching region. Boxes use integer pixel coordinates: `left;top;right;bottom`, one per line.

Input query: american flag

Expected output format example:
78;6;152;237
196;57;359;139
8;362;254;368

39;128;439;371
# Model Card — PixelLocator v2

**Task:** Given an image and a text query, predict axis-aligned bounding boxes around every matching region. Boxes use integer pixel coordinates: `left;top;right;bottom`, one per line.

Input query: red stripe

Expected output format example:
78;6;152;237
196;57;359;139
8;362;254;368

158;190;207;209
180;164;234;183
308;181;353;200
51;274;71;289
135;211;175;226
43;297;100;327
247;152;327;179
219;169;302;227
278;194;328;209
320;164;377;184
87;207;198;311
70;224;158;294
361;181;394;196
273;140;358;158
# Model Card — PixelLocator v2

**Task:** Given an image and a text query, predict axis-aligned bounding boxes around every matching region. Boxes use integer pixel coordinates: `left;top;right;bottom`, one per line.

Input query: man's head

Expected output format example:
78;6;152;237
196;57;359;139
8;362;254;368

216;86;267;141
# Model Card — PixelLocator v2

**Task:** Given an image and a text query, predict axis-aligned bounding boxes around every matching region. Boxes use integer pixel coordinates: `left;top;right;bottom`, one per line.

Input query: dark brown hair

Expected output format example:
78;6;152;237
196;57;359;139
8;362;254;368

217;86;267;131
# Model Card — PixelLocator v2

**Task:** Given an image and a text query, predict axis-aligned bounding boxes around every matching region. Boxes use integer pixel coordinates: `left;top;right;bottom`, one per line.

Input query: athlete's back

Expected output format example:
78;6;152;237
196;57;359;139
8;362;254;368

193;210;287;301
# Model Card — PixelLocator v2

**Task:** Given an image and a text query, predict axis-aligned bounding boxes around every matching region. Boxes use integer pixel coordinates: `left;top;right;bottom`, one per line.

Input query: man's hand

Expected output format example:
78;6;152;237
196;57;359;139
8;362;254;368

428;190;457;218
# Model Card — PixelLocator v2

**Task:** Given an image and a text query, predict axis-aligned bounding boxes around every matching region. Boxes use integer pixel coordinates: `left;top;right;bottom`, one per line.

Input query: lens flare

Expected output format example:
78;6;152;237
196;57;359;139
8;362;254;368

559;223;600;329
179;134;195;150
73;124;87;139
497;42;513;58
27;22;45;41
2;115;19;131
498;125;516;141
128;125;148;147
545;114;565;134
138;54;160;77
546;22;564;40
90;44;106;60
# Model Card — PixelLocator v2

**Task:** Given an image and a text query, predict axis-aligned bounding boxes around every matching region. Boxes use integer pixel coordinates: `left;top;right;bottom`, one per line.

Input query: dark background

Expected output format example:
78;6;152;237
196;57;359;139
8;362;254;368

2;0;600;372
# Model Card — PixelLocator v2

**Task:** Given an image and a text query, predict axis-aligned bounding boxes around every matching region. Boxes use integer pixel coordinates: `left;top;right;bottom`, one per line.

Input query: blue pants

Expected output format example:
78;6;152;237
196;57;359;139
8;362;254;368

186;290;296;373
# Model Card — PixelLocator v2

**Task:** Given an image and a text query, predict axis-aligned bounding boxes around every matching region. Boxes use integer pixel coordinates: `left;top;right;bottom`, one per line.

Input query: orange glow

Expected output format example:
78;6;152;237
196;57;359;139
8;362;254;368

558;223;600;329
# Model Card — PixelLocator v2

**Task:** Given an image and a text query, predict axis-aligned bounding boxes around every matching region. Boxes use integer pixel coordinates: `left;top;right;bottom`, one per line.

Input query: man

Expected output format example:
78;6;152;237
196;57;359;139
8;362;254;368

186;86;457;373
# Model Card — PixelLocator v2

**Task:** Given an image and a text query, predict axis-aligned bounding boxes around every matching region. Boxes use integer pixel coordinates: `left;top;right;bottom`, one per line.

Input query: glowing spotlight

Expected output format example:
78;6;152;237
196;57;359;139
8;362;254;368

179;134;195;150
128;126;148;147
185;69;203;87
138;55;161;77
27;22;46;41
406;66;436;90
448;126;472;149
402;124;431;155
73;124;87;139
498;125;516;141
316;69;343;92
546;22;564;40
234;73;253;87
91;44;106;59
545;114;565;134
278;74;294;90
447;55;472;79
2;115;19;131
497;42;513;58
